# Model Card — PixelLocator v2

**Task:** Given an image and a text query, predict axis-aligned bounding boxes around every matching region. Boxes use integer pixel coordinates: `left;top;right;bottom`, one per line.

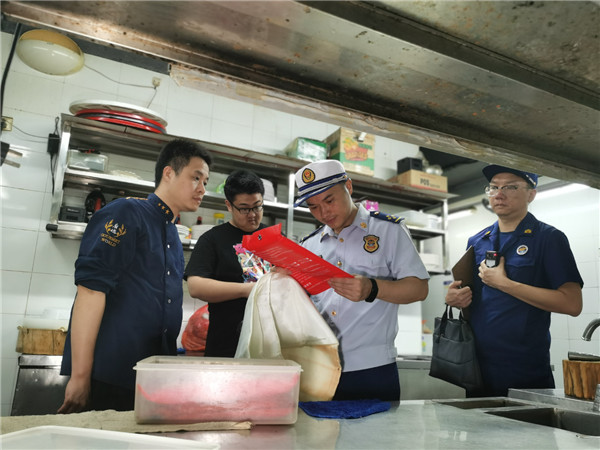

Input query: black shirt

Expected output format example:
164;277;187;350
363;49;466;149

184;222;266;356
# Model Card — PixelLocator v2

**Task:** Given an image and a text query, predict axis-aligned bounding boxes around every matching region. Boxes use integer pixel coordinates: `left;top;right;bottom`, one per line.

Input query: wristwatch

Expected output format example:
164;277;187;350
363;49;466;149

364;278;378;303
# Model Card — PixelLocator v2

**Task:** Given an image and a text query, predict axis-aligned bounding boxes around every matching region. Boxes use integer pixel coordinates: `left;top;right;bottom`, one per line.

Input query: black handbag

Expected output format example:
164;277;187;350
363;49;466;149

429;305;484;392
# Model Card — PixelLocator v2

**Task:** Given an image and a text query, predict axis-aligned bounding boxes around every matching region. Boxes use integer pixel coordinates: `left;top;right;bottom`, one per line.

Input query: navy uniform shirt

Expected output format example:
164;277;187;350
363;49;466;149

468;212;584;395
61;193;184;391
301;204;430;372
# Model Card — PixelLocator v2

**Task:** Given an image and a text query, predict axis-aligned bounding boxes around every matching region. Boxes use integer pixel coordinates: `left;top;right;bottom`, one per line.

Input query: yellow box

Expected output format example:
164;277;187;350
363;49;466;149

325;127;375;176
389;170;448;192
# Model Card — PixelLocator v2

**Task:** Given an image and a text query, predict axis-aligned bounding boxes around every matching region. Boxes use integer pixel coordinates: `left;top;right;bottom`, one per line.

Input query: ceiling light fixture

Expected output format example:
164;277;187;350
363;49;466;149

535;183;588;200
16;29;84;76
448;206;477;221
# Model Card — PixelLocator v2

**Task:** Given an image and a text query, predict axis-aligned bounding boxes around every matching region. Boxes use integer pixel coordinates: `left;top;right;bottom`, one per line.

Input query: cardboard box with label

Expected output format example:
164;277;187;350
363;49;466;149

389;170;448;192
325;127;375;176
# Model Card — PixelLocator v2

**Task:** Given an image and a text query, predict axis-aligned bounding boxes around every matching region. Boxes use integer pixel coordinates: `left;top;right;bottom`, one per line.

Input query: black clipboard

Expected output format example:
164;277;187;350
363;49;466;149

451;246;475;288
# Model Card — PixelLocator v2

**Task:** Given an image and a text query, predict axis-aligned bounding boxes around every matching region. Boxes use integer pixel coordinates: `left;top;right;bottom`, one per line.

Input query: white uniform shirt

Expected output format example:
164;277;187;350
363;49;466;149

301;204;430;372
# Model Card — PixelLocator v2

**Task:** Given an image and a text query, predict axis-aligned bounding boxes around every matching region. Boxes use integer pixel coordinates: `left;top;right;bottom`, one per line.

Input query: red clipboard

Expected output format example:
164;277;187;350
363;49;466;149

242;224;353;295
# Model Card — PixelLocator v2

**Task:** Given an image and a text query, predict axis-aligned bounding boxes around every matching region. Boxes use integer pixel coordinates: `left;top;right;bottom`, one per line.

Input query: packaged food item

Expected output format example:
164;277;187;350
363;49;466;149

213;213;225;225
284;137;327;162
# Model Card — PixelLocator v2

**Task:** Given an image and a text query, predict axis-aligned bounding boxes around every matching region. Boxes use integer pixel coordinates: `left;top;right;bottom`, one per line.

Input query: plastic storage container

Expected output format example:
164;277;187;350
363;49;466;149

67;149;108;172
134;356;302;425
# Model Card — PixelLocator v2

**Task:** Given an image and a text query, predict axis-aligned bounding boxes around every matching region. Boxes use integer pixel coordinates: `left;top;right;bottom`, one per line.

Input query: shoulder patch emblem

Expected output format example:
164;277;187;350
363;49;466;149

302;168;316;184
299;224;324;244
101;219;127;247
370;211;403;224
363;235;379;253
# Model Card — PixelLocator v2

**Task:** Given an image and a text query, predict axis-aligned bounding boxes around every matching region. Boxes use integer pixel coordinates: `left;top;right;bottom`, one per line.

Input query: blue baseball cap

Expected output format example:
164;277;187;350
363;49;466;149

482;164;538;188
294;160;348;207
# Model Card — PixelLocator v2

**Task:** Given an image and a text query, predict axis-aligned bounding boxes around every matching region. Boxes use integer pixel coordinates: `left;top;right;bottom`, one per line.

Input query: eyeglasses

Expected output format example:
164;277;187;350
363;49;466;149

485;185;531;196
231;203;264;215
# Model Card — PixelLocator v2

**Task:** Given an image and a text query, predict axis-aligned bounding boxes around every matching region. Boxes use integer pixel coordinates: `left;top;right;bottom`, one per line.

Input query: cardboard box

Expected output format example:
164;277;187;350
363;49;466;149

284;137;327;162
134;356;301;424
16;327;67;355
389;170;448;192
325;127;375;176
397;157;423;174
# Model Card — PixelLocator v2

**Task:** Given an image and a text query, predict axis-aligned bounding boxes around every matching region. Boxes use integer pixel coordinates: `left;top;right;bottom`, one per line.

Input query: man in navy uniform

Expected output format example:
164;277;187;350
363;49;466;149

59;139;212;412
294;159;429;401
446;164;583;397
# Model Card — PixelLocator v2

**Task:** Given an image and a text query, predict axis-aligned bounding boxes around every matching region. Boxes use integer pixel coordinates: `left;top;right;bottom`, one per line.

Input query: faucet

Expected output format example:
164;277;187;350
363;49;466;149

582;318;600;341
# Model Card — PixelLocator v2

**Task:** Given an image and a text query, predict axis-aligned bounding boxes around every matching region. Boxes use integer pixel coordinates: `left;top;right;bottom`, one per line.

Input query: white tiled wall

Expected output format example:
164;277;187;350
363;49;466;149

2;29;599;415
0;30;424;415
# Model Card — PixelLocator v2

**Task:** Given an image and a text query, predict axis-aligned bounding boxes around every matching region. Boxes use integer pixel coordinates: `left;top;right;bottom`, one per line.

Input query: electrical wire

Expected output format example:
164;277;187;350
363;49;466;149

11;125;47;141
1;23;22;139
84;64;156;89
50;116;60;193
146;86;158;108
84;64;159;107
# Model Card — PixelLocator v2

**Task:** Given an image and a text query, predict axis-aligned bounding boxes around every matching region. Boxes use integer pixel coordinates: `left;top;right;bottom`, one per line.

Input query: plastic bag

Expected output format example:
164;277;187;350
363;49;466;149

182;304;209;353
235;272;341;401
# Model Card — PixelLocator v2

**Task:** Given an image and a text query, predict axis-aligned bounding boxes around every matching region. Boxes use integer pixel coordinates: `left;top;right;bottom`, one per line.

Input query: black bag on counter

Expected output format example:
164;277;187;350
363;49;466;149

429;305;484;393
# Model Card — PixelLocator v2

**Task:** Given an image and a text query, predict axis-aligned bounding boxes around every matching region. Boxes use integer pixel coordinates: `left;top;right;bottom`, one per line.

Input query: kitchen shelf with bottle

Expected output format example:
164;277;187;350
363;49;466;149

47;114;453;270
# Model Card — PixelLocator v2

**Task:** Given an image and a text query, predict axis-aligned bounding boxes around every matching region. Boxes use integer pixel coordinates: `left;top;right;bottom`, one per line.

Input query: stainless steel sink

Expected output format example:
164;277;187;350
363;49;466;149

487;407;600;437
397;355;432;361
436;398;528;409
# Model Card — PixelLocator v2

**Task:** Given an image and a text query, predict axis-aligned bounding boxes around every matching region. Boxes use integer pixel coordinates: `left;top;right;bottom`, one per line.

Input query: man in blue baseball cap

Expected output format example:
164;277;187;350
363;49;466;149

294;159;430;401
446;164;583;397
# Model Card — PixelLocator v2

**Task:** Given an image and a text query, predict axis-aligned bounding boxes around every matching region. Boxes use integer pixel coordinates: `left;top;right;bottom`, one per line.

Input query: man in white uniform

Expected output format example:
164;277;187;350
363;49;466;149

294;160;429;401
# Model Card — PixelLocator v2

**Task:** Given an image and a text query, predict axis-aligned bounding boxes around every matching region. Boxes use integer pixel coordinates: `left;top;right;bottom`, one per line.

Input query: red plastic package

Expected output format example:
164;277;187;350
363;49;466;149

242;224;353;295
182;304;209;352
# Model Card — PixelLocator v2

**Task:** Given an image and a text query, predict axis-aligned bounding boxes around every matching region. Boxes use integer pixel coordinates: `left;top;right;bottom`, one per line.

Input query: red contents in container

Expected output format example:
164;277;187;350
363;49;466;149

136;371;300;423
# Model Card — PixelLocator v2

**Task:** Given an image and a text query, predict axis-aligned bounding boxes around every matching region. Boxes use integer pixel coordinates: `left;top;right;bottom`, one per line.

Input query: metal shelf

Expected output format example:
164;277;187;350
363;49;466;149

48;115;451;267
60;115;455;209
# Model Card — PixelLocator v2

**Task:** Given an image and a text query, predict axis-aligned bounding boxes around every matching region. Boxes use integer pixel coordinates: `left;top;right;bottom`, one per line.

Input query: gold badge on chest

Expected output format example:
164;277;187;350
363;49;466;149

363;235;379;253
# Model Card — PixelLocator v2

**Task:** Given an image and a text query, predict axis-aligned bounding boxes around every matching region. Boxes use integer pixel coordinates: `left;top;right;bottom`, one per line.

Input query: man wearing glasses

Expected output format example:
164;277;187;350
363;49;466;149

446;164;583;397
185;170;267;357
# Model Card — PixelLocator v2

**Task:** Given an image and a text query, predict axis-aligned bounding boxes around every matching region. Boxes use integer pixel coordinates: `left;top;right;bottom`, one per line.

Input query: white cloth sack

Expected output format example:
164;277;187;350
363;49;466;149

235;272;341;401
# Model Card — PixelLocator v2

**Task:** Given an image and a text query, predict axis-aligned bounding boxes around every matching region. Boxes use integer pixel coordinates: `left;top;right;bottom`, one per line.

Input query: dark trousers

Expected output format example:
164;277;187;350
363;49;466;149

333;362;400;401
90;379;135;411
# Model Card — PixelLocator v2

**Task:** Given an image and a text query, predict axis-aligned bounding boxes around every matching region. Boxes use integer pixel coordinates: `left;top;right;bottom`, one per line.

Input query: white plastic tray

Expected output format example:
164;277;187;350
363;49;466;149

0;425;217;449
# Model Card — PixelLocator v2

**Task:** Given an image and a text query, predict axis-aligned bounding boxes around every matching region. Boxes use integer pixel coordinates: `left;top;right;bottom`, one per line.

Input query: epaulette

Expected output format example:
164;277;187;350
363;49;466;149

299;224;325;244
370;211;404;224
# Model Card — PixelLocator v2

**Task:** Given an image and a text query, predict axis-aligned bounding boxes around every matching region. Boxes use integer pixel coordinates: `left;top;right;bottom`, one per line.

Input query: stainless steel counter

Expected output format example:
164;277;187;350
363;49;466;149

155;398;600;449
509;388;597;413
12;355;67;416
396;356;465;400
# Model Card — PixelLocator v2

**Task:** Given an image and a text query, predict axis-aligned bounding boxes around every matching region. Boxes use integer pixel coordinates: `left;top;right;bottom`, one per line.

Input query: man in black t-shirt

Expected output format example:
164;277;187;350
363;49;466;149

184;170;268;356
